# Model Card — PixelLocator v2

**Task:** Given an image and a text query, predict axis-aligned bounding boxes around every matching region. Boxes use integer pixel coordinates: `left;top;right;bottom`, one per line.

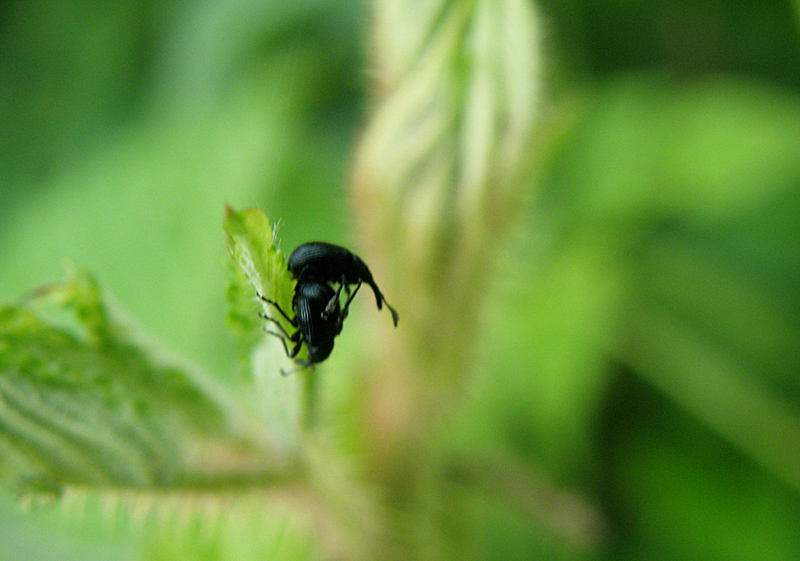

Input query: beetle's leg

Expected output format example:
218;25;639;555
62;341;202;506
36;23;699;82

265;329;294;358
260;313;296;339
263;319;304;359
285;338;304;358
323;276;348;318
280;360;313;376
340;280;362;319
271;334;304;360
256;290;297;326
339;285;351;321
259;298;305;359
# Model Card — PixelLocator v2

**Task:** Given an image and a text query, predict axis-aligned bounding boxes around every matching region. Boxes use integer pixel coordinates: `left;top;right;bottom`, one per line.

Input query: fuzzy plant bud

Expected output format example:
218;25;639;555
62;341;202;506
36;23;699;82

350;0;545;502
353;0;543;395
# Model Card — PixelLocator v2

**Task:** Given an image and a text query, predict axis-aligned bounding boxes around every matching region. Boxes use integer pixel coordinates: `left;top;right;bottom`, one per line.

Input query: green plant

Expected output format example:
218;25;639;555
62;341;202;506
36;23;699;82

3;0;800;560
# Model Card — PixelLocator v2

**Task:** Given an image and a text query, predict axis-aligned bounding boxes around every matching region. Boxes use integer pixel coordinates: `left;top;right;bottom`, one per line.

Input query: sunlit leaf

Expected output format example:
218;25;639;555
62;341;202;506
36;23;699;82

223;206;304;444
0;269;239;490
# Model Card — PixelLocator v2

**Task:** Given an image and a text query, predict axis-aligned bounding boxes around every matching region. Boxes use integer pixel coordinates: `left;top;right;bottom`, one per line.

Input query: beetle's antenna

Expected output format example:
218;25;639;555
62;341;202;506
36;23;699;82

383;297;399;327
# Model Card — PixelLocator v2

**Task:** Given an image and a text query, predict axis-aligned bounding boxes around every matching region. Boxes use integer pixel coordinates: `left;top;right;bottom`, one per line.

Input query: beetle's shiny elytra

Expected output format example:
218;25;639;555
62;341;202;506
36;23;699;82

287;242;399;327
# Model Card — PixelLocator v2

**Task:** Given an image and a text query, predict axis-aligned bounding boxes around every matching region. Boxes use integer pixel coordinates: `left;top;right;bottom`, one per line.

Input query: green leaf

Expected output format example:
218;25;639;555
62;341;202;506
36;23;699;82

0;268;244;490
223;206;306;440
222;205;296;369
223;206;294;321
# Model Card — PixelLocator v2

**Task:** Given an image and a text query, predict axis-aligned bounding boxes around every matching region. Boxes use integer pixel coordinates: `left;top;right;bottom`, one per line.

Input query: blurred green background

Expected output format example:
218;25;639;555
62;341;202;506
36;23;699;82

1;0;800;560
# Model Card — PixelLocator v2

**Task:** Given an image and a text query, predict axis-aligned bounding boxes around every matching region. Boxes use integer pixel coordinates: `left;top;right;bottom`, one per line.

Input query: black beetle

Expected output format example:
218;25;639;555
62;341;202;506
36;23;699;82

257;281;343;368
287;242;399;327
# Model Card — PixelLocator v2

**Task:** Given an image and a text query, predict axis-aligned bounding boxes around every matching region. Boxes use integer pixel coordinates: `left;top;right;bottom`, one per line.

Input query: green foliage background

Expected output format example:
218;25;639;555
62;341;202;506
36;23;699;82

2;0;800;560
